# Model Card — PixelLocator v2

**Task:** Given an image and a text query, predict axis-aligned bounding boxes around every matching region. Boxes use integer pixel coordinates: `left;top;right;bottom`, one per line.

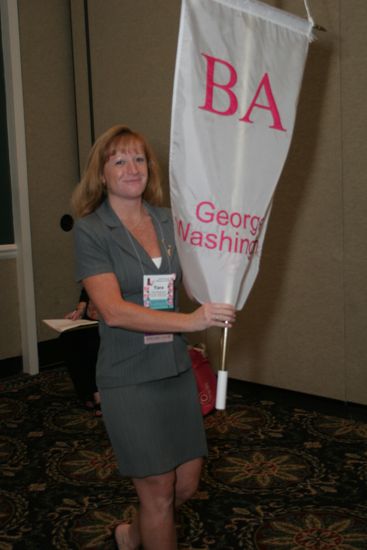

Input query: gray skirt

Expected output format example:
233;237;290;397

99;368;208;478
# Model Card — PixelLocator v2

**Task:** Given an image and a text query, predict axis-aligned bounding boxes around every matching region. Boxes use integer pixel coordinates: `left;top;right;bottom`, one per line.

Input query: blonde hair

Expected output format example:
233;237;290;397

71;125;163;217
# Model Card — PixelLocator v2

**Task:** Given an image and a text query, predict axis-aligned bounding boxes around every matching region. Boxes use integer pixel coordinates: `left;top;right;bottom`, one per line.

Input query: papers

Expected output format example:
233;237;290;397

43;319;98;333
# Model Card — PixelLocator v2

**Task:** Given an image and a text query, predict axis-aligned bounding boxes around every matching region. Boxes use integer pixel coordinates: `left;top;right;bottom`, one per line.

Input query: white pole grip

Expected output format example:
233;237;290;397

215;369;228;410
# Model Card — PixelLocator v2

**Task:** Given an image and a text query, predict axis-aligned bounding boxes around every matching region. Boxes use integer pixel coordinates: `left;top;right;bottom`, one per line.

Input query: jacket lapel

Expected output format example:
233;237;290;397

95;200;172;272
95;200;137;262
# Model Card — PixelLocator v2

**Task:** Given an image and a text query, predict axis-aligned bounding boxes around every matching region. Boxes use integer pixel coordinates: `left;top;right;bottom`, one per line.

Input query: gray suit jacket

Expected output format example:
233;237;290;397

74;199;191;388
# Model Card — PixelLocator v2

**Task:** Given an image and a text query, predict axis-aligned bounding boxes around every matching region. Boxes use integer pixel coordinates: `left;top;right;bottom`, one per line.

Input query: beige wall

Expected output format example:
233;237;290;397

1;1;366;405
18;0;80;338
0;259;21;358
341;0;367;404
0;0;80;362
82;0;182;185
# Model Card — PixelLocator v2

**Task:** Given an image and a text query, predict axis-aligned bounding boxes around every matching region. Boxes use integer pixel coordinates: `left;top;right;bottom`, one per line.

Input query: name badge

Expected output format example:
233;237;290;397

143;274;175;344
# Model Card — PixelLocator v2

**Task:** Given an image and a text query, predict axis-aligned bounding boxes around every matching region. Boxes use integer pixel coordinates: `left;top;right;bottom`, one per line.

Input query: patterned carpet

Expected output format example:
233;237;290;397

1;366;367;549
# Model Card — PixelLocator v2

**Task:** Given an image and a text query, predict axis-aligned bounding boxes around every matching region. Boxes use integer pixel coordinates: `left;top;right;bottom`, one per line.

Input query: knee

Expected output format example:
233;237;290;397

175;458;203;506
135;473;176;514
175;476;200;505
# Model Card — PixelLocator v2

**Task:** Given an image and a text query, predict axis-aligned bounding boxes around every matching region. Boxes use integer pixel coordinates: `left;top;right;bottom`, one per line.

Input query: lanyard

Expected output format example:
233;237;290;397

122;207;172;277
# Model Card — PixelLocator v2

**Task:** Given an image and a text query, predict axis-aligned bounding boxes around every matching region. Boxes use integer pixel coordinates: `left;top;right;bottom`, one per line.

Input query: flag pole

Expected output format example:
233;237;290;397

215;324;229;410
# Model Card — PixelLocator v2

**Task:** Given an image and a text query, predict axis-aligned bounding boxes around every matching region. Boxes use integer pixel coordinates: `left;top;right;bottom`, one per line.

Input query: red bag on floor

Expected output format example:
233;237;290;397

189;345;217;416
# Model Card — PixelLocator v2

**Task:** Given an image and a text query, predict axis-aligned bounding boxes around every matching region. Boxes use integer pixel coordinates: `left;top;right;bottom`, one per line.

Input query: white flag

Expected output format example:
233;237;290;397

170;0;313;309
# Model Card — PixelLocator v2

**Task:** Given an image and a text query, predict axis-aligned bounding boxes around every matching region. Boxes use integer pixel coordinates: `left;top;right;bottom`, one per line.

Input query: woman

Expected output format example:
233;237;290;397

72;124;235;550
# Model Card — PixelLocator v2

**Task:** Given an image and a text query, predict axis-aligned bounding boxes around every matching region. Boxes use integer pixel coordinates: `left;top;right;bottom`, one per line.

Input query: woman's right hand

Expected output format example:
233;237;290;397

189;303;236;331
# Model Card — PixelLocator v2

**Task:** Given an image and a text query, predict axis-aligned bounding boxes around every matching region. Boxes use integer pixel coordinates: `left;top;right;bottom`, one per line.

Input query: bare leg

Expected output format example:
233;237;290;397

174;457;203;507
132;470;177;550
115;457;203;549
93;391;102;417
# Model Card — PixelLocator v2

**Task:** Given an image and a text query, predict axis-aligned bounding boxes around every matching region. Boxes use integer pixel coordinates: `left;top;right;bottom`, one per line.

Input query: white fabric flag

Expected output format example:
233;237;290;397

170;0;313;310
